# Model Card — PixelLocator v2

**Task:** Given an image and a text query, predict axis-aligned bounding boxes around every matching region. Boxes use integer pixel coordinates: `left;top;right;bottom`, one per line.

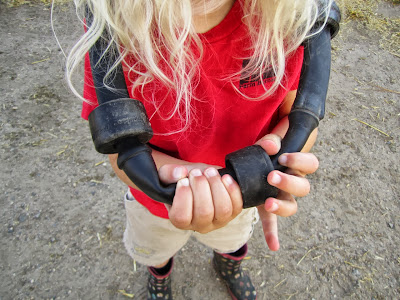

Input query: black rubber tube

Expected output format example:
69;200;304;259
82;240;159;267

86;10;130;103
271;28;332;171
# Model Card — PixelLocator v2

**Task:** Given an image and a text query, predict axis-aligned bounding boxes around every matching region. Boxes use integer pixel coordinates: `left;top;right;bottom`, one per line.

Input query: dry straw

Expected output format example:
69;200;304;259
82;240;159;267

340;0;400;54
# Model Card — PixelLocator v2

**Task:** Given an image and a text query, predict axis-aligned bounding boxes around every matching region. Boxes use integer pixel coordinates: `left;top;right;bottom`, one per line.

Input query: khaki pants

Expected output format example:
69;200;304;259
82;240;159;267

123;190;259;266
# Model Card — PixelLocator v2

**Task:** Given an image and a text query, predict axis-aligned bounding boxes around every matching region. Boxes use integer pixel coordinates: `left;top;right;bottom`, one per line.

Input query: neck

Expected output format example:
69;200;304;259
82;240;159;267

192;0;235;33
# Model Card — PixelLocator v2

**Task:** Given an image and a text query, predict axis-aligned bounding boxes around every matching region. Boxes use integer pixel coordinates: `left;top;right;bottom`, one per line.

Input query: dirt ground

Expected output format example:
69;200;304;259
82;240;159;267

0;1;399;299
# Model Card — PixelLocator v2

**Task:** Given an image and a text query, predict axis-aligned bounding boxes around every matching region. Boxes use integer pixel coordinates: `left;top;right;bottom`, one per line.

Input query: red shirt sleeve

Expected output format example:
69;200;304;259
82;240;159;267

81;52;99;120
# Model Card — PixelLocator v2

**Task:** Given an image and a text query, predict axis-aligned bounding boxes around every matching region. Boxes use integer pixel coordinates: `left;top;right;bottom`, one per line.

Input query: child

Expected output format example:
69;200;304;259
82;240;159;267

67;0;328;299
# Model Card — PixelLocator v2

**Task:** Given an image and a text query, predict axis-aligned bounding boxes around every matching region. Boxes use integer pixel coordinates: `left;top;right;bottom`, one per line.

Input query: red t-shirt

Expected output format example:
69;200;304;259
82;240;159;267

82;0;304;219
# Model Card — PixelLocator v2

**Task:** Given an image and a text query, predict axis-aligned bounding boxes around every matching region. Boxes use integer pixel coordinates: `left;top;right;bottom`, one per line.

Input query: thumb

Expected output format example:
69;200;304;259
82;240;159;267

255;134;282;156
158;164;189;185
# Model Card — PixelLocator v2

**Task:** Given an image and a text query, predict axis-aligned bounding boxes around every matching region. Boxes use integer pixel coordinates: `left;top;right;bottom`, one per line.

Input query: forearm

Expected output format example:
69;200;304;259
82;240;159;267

301;128;318;153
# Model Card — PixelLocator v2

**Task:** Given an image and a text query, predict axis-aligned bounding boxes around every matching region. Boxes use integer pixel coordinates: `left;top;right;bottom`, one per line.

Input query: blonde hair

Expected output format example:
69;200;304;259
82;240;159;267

66;0;332;132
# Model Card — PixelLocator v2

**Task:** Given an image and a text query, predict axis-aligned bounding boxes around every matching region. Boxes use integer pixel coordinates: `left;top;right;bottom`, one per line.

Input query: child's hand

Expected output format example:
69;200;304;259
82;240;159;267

255;134;319;251
158;164;243;233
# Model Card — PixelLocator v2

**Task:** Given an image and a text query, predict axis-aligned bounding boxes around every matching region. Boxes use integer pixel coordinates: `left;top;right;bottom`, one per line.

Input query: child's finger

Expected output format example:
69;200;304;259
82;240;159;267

258;206;280;251
168;178;193;229
278;153;319;175
204;168;233;226
189;169;215;231
264;194;297;217
255;134;282;155
158;165;188;184
222;174;243;217
268;170;311;197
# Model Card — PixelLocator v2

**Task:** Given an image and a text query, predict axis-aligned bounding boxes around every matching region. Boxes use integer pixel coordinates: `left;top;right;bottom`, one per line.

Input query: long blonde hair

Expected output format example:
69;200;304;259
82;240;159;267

66;0;332;131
